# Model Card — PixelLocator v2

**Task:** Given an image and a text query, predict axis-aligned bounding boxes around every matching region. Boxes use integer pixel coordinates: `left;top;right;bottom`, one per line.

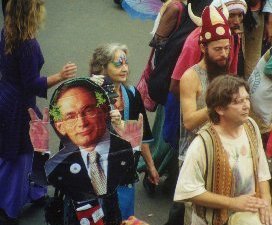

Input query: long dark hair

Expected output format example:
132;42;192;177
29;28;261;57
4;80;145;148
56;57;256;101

4;0;45;54
2;0;8;17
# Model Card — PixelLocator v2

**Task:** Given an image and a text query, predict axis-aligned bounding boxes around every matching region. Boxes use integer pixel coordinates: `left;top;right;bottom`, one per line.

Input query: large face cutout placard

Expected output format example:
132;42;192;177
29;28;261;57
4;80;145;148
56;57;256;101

29;78;143;201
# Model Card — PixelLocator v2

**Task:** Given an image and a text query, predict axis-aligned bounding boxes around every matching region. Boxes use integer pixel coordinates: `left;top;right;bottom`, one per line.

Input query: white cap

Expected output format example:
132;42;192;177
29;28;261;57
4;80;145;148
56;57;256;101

211;0;247;14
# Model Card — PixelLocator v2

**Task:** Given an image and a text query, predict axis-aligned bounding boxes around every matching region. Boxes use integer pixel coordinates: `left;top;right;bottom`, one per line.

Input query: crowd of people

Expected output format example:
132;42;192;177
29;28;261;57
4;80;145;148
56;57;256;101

1;0;272;225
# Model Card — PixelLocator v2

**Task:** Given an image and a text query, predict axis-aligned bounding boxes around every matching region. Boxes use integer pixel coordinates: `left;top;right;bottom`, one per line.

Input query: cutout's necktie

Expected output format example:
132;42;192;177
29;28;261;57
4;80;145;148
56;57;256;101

88;151;107;195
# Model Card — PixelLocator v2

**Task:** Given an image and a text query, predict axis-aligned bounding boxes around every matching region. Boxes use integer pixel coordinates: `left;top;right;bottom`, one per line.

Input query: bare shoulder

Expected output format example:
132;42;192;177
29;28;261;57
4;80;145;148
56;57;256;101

180;67;200;91
164;1;181;15
168;1;182;11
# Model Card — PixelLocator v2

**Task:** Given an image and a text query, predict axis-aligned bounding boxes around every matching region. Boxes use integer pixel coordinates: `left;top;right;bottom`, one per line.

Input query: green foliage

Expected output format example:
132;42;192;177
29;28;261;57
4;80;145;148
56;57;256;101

49;105;62;122
95;91;106;107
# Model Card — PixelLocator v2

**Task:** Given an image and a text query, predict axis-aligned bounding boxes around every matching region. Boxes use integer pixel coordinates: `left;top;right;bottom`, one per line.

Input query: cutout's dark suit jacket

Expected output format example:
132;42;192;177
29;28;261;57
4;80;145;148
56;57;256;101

44;133;135;224
45;133;135;202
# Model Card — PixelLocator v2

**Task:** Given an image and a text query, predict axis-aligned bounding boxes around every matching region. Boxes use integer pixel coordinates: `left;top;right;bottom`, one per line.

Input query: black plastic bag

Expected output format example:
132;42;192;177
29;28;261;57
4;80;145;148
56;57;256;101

45;189;64;225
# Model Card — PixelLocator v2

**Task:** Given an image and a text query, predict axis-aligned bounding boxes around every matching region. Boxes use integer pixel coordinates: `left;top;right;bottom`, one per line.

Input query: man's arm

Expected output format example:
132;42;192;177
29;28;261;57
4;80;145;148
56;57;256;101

155;3;180;38
259;181;272;224
187;191;267;213
259;181;271;204
180;70;209;131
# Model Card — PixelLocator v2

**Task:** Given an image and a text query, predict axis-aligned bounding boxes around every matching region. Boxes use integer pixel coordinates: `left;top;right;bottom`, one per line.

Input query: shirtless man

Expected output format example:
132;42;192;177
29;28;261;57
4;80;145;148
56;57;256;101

180;4;231;134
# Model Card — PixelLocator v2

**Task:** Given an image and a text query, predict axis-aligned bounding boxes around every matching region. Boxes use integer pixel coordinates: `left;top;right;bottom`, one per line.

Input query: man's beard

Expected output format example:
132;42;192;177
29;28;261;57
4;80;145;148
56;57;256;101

204;52;229;82
231;25;242;34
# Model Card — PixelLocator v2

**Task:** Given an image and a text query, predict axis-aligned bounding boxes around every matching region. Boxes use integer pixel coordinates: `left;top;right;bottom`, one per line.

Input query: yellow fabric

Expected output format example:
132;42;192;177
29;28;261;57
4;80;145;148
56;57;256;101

228;212;262;225
121;216;149;225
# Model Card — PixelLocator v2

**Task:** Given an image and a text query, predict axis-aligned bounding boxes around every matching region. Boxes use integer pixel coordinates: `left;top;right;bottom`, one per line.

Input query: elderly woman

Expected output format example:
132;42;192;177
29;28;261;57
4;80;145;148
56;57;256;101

89;43;159;220
0;0;76;223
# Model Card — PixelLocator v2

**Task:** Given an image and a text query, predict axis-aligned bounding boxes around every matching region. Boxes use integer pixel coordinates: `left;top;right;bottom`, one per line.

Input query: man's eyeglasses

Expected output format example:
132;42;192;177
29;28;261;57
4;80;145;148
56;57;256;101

61;106;99;127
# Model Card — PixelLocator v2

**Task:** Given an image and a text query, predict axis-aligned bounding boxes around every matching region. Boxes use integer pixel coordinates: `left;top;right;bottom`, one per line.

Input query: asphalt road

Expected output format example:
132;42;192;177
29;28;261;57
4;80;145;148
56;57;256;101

0;1;173;224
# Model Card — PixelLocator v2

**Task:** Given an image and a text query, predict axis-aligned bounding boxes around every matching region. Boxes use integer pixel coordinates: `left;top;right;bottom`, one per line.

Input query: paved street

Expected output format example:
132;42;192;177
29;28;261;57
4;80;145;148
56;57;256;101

0;1;173;224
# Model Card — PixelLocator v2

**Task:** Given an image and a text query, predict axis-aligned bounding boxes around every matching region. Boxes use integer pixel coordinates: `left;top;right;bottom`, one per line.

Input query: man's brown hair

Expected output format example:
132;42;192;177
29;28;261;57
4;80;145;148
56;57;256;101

206;75;249;124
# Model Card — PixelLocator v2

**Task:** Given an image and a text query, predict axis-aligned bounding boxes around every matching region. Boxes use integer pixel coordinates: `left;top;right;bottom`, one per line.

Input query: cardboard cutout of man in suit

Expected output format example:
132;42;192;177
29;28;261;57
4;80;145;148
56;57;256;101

29;78;142;225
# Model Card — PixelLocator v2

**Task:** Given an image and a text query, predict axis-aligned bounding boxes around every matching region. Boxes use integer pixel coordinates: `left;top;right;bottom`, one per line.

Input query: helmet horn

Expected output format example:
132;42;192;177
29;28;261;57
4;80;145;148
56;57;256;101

220;0;229;20
188;3;202;27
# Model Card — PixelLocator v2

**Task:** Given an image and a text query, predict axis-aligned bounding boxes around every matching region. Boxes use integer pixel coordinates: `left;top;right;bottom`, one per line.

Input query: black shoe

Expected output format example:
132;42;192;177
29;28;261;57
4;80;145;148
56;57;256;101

0;209;18;225
143;172;156;195
161;177;177;197
161;184;175;197
31;196;49;207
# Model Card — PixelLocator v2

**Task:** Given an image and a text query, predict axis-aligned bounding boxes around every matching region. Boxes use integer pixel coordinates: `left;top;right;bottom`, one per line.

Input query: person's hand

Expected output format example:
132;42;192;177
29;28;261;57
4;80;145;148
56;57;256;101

229;194;268;213
59;62;77;81
112;114;143;148
28;108;50;153
89;75;105;86
147;166;159;185
110;109;123;126
259;200;272;225
121;216;149;225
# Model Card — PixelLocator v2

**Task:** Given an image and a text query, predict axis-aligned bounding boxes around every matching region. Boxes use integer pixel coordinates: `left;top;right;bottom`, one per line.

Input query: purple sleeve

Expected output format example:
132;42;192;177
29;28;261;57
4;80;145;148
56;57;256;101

18;41;47;98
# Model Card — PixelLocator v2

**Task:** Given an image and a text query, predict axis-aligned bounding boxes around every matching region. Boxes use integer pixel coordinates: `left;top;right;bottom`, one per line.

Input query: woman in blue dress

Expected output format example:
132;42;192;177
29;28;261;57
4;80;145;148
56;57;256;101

0;0;77;223
89;43;160;220
90;43;159;220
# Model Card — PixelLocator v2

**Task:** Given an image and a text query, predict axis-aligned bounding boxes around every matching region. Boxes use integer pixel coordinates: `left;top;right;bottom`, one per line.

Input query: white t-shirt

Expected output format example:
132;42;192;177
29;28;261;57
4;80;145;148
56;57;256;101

263;0;272;13
174;118;271;224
